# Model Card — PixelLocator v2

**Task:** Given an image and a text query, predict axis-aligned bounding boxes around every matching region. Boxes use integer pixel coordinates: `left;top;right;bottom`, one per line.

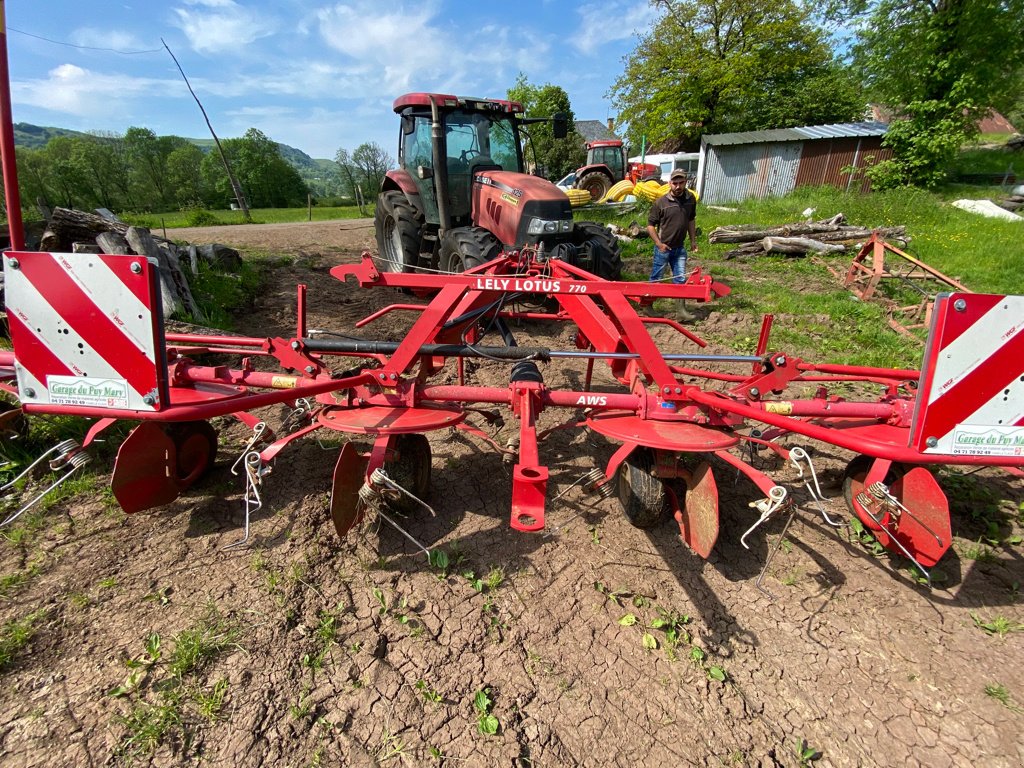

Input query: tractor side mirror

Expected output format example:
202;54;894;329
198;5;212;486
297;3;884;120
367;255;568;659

552;113;568;139
401;114;415;135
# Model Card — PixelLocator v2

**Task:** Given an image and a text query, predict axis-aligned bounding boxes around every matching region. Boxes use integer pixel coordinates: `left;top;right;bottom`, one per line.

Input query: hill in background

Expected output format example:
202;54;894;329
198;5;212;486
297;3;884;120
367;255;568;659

13;122;346;199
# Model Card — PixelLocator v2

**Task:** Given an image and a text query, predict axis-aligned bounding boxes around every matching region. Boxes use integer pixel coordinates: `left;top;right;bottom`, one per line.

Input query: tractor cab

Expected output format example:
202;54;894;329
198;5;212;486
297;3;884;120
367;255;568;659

585;140;626;180
393;94;525;228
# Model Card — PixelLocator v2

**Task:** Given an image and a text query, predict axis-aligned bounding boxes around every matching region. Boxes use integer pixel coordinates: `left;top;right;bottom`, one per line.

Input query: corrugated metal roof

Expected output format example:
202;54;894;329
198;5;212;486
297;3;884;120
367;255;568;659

702;122;888;147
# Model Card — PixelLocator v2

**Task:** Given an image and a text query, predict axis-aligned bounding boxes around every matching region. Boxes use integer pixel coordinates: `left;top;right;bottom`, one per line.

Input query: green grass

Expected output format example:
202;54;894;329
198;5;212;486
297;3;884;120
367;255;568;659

0;610;45;670
123;204;369;230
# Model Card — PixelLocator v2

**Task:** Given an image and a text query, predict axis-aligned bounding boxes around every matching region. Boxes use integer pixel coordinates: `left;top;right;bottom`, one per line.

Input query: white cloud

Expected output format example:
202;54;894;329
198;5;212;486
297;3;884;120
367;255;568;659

171;0;275;54
11;64;177;119
573;1;659;55
69;28;149;52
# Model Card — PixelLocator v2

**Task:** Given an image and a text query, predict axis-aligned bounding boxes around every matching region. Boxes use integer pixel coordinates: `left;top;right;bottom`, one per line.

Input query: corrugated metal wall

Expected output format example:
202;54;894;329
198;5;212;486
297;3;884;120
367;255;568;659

701;136;893;203
794;137;892;193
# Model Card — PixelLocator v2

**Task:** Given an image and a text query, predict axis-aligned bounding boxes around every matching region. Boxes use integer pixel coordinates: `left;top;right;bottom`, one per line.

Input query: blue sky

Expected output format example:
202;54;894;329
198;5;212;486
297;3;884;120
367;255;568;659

5;0;661;159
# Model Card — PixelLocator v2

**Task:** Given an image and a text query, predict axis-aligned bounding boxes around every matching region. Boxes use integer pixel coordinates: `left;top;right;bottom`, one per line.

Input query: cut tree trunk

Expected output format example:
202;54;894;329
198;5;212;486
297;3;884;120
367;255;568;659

125;227;182;318
762;237;847;255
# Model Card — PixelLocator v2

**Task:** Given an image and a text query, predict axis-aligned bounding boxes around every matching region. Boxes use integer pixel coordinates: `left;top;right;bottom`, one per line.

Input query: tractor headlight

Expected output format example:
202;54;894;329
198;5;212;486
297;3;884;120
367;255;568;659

527;217;573;235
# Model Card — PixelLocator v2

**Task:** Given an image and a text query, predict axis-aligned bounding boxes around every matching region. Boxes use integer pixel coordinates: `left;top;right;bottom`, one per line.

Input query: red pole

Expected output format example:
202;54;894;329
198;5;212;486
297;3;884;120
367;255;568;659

0;1;24;249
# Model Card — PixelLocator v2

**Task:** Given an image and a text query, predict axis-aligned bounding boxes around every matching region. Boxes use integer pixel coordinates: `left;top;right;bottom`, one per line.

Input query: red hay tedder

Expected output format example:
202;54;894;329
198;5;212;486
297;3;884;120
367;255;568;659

1;24;1022;585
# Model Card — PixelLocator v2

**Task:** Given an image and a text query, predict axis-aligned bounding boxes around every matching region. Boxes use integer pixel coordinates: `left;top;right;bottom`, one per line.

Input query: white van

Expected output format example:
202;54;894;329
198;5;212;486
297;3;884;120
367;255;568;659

627;152;699;183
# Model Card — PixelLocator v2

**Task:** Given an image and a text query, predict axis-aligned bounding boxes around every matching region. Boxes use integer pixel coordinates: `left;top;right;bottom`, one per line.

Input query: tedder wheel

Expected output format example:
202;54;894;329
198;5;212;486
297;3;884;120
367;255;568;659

571;221;623;281
383;433;432;514
374;190;423;273
842;455;907;514
616;447;670;529
440;226;501;273
576;171;612;202
165;421;218;486
0;401;29;446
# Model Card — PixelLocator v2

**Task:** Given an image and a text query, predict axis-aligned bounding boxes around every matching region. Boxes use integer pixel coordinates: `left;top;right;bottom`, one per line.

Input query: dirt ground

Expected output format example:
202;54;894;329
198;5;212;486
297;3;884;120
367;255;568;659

1;220;1022;768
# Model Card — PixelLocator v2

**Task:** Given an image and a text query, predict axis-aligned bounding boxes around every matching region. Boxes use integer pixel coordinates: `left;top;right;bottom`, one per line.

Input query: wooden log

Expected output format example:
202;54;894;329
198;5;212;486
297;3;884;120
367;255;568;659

71;242;102;253
96;231;131;254
125;227;182;318
188;245;199;276
160;244;204;321
762;236;847;255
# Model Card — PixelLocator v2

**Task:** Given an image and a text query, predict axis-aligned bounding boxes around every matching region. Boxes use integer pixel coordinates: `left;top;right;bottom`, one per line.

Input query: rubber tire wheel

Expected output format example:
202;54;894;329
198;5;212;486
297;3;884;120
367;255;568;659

440;226;501;273
576;171;612;202
383;433;432;514
842;455;907;514
616;447;669;529
374;190;423;273
571;221;623;280
165;421;218;485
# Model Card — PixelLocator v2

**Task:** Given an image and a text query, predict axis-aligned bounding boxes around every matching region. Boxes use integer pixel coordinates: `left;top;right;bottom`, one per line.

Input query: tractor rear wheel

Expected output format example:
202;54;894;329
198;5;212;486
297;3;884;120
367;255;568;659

617;447;669;528
440;227;501;273
570;221;623;280
576;171;612;202
383;433;432;514
374;190;423;273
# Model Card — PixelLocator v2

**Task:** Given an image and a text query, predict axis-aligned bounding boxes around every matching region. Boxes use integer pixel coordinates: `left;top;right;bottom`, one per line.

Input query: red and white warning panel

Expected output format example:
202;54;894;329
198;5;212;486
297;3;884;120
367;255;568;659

3;251;167;412
913;293;1024;456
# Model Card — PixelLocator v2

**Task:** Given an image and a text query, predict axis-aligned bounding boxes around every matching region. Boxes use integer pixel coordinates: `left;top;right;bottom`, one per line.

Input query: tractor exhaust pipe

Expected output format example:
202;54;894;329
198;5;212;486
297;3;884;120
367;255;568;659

428;95;451;236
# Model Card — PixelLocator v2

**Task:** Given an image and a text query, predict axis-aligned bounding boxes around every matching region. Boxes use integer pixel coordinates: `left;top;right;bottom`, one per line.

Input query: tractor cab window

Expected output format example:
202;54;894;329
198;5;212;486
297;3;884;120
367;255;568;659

399;112;439;223
444;109;521;222
593;145;622;179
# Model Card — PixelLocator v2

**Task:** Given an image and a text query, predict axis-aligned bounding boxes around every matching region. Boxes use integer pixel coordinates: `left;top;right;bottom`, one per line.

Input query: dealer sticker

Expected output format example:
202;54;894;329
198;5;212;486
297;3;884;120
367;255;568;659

47;375;130;408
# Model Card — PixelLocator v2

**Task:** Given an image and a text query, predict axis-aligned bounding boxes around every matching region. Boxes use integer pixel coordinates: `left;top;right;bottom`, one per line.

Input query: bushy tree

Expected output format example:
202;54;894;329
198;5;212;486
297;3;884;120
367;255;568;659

508;74;586;179
335;142;394;200
611;0;865;150
835;0;1024;187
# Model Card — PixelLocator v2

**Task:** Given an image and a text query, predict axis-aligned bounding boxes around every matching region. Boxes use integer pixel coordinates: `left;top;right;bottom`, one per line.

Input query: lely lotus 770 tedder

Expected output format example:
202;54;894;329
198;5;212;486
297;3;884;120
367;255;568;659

1;241;1022;582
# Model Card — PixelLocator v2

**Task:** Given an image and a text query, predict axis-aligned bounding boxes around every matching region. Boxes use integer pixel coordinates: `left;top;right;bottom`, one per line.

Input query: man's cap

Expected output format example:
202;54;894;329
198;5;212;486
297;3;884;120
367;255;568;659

669;169;687;181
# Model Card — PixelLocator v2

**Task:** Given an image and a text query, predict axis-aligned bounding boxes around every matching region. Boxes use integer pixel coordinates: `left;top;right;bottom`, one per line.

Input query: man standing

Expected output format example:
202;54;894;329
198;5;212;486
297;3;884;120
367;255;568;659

647;169;698;320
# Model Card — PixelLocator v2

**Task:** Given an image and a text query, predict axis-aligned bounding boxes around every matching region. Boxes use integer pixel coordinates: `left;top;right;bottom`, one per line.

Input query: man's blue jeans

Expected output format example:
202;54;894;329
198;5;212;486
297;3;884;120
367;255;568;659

650;245;687;284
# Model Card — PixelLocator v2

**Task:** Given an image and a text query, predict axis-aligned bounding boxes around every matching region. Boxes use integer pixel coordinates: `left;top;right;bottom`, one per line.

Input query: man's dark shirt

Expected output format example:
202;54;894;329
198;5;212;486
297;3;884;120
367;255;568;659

648;189;697;249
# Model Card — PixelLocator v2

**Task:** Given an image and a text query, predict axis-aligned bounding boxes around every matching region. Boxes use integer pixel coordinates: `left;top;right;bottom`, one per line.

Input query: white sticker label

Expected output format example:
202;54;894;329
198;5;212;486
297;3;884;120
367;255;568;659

947;425;1024;457
47;375;130;409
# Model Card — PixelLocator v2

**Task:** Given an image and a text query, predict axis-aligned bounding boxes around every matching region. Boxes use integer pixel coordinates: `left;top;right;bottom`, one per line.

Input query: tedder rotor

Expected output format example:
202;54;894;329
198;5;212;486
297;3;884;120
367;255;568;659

2;243;1022;584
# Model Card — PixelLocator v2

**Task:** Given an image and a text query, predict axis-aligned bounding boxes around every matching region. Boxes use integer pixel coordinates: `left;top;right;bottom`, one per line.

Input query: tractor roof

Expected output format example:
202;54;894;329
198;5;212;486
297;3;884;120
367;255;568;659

586;140;624;148
393;93;524;114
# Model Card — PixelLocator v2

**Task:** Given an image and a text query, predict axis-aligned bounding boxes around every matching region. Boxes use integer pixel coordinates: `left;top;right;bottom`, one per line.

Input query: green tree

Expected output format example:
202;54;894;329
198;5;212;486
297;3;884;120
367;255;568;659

833;0;1024;187
41;137;91;208
508;74;586;179
610;0;865;150
165;143;209;208
124;127;186;210
232;128;308;208
335;142;394;201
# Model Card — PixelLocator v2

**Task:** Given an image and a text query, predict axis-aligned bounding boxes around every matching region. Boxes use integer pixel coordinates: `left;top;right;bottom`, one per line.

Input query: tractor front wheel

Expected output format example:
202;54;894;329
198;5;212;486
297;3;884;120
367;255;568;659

617;447;669;529
576;171;612;202
374;190;423;273
570;221;623;280
440;227;501;273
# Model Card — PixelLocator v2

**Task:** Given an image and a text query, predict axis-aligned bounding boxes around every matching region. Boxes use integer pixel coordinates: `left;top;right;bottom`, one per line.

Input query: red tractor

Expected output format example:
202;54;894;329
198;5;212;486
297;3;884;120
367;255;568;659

375;93;622;280
574;139;660;201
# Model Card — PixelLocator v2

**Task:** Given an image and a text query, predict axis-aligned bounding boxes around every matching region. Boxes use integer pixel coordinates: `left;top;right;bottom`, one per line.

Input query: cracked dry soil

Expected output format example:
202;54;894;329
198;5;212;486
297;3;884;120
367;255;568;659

1;219;1022;768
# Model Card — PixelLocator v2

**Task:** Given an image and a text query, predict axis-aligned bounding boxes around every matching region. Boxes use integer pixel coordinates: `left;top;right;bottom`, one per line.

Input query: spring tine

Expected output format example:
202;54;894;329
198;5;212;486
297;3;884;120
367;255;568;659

375;508;433;561
754;502;800;600
231;422;267;476
854;491;931;585
789;446;841;527
867;481;944;546
223;452;263;550
1;438;77;493
369;468;437;517
741;486;788;550
0;447;91;527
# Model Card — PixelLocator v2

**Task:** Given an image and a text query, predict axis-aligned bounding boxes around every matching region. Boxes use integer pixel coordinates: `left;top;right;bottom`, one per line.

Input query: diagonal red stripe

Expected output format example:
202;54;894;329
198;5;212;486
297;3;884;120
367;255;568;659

6;311;75;383
99;254;153;307
19;253;156;396
936;294;1003;349
922;329;1024;439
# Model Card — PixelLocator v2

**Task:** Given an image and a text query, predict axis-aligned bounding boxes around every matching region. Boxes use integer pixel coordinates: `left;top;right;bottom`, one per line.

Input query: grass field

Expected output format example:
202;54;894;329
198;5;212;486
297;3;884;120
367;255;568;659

123;204;369;230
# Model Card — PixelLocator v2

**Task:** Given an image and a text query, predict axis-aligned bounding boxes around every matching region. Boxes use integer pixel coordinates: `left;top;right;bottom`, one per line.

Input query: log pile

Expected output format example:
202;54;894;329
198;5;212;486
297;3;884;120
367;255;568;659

708;214;909;260
998;192;1024;213
30;207;242;320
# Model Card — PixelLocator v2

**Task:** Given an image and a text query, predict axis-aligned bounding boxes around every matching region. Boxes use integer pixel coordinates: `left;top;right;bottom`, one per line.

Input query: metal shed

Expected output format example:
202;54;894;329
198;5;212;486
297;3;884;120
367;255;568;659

696;123;891;204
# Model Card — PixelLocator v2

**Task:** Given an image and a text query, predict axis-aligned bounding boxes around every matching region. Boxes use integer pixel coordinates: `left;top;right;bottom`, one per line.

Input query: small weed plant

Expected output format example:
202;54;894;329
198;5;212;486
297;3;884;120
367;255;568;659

473;687;499;735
